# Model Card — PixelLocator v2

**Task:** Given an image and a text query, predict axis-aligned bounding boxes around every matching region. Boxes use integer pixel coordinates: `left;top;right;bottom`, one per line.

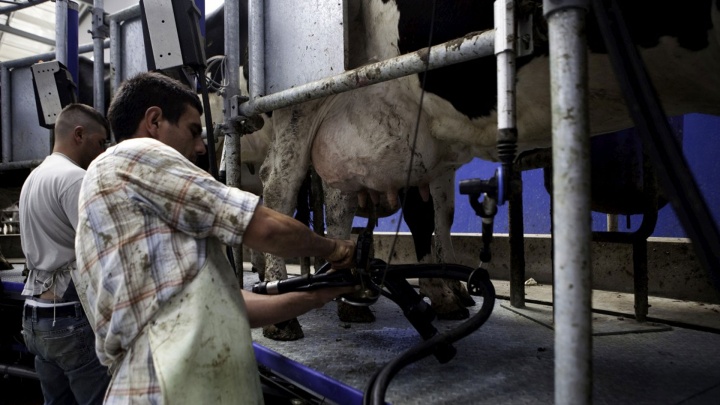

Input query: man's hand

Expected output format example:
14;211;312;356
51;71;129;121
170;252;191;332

306;285;360;308
326;239;356;269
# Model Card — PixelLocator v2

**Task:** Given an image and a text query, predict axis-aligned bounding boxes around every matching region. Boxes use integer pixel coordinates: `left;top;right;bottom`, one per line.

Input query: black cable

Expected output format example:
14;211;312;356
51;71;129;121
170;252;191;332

364;268;496;405
591;0;720;290
195;67;219;180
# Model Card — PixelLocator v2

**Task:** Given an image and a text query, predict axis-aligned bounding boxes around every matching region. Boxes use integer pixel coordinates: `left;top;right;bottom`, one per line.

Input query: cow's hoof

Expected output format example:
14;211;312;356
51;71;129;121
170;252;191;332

450;283;475;307
254;268;265;282
263;318;304;340
338;302;375;323
435;306;470;320
456;291;476;307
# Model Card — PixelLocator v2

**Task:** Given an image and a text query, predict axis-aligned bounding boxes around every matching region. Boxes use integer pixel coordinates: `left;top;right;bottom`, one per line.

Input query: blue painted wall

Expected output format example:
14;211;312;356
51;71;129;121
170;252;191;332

354;113;720;237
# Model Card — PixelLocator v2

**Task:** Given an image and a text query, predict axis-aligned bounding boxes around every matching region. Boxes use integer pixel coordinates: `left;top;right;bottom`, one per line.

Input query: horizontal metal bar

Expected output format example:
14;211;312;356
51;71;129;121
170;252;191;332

0;363;38;380
0;0;52;15
238;29;495;117
0;40;109;69
0;24;55;46
0;160;44;171
108;3;139;22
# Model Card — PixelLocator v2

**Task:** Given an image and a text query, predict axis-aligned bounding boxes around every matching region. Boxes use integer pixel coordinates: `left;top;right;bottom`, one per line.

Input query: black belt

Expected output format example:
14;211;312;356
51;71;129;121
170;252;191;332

24;304;81;319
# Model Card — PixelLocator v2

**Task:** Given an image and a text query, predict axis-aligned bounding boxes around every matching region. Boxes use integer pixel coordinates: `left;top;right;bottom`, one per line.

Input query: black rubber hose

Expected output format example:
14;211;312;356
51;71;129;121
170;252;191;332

196;67;219;180
590;0;720;290
363;268;496;405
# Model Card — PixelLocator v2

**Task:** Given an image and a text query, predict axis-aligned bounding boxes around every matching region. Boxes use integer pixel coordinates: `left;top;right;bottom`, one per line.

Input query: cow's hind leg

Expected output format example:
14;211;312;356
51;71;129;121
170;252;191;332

418;171;473;320
259;107;315;340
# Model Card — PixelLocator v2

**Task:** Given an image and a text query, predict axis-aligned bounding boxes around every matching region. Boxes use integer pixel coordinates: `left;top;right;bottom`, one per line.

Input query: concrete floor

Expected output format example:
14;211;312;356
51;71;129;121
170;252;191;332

2;262;719;404
244;267;720;405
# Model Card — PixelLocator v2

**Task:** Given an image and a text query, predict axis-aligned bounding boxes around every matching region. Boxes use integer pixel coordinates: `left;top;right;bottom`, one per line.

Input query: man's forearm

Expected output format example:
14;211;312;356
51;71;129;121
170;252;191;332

241;286;356;328
243;205;336;259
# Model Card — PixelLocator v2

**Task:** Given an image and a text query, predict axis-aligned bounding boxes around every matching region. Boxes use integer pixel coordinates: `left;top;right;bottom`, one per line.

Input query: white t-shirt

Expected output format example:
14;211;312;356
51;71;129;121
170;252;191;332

20;153;84;297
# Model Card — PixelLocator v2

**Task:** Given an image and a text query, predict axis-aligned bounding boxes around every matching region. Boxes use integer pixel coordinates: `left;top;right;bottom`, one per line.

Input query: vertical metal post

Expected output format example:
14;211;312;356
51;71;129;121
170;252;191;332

56;0;68;66
248;0;265;98
606;214;619;231
67;1;79;94
225;0;244;273
110;19;122;95
495;0;523;306
545;1;592;404
93;0;107;113
1;65;10;163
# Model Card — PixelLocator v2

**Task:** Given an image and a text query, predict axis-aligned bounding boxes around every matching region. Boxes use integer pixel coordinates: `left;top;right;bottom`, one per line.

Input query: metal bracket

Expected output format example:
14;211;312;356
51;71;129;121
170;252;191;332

517;14;534;57
90;7;109;39
31;61;76;129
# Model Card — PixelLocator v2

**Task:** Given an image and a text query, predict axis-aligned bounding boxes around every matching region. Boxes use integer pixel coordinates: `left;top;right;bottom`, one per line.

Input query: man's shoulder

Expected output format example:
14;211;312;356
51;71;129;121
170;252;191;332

28;154;84;182
109;138;180;159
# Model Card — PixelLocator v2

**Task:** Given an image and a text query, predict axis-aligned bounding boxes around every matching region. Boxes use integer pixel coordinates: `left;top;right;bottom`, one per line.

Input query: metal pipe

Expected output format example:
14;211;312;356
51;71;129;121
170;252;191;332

495;0;523;307
0;0;52;15
0;42;104;69
238;30;495;117
494;0;516;133
108;3;140;98
0;160;45;171
0;24;55;46
108;3;140;22
1;66;10;163
545;1;592;404
110;19;122;94
606;214;619;232
67;1;80;91
56;0;68;66
0;363;38;380
93;0;106;113
225;0;244;272
248;0;265;98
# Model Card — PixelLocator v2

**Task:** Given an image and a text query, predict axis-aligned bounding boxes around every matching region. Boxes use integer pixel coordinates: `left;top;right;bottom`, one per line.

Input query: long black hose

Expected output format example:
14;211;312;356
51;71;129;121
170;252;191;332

363;268;496;405
591;0;720;290
195;67;219;180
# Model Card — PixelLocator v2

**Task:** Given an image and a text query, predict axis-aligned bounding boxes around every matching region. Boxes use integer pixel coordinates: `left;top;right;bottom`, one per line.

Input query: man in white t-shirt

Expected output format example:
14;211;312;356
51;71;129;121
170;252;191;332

20;103;111;404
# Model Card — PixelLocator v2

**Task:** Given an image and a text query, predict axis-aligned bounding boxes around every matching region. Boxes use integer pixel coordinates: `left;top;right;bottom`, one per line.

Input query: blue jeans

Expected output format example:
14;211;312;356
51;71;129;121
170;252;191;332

22;303;111;405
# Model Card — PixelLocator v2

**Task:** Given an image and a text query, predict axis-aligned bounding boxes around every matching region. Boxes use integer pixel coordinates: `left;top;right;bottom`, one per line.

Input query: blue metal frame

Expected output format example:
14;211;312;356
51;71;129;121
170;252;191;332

253;343;371;405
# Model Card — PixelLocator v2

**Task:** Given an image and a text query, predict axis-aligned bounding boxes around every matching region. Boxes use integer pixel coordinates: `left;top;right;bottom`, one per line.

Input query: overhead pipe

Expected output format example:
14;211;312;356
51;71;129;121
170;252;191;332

237;30;496;118
0;42;106;69
0;0;52;15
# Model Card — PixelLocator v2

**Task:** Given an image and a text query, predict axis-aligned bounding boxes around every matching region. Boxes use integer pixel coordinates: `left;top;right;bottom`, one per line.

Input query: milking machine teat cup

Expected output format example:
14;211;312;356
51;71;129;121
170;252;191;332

458;165;506;264
251;235;375;302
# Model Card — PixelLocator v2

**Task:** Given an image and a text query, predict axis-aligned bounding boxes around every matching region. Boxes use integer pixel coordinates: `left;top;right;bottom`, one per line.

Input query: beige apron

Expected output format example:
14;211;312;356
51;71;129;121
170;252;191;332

147;239;263;404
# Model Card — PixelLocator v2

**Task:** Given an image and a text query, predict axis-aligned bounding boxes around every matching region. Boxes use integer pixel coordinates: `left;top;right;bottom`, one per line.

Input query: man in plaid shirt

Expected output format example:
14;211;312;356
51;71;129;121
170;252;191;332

74;72;356;404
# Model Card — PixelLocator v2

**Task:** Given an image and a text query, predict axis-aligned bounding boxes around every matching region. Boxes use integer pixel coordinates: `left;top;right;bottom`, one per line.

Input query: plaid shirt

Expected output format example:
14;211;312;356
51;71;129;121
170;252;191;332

75;138;259;403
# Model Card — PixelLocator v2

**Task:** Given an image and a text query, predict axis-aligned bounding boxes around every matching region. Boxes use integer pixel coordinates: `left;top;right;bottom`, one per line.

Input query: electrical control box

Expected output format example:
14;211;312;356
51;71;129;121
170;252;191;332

31;61;78;129
140;0;206;73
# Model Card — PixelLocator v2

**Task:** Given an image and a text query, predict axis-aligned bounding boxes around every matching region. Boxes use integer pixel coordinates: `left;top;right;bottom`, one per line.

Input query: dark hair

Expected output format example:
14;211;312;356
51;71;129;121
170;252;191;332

107;72;204;143
55;103;111;140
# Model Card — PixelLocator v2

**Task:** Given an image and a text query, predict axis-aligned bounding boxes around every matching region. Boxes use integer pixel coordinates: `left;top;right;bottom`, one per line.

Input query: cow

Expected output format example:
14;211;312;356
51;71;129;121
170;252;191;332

207;0;720;340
